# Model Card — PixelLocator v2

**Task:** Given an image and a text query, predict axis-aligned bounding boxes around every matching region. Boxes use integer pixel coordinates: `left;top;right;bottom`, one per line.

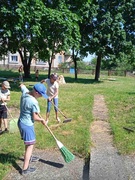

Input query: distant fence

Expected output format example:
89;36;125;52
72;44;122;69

61;69;133;77
0;64;134;77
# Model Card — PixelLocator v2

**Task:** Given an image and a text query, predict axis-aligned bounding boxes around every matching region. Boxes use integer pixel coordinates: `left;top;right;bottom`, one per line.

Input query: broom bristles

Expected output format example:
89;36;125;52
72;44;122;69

9;118;18;133
60;146;75;163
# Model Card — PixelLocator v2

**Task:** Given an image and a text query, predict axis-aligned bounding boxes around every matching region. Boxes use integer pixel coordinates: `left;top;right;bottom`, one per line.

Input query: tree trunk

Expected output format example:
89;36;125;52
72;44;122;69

48;62;51;78
95;53;102;81
23;62;31;78
74;59;77;80
71;47;78;80
18;49;31;78
48;55;53;78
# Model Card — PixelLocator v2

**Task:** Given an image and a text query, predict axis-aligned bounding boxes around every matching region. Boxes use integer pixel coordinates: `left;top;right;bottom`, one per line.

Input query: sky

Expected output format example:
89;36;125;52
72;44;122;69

83;53;96;62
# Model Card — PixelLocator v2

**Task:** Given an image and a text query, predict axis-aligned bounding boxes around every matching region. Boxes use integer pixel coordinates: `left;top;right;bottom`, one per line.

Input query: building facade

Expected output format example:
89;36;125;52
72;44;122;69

0;51;71;70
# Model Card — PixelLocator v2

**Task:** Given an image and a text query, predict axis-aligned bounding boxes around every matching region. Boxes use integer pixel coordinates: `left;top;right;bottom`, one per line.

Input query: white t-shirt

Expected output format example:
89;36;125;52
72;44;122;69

0;87;10;105
45;79;59;98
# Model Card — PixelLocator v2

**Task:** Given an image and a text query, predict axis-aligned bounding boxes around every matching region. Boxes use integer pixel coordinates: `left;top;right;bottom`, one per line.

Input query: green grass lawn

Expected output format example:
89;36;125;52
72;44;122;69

0;70;135;179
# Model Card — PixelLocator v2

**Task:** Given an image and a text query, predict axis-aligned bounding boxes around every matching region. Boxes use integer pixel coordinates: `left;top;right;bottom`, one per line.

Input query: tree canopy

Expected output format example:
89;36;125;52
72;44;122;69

80;0;135;80
0;0;82;78
0;0;135;80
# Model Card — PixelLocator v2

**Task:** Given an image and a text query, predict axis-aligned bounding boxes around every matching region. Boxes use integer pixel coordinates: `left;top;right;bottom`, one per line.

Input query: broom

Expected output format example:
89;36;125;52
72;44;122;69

39;114;75;163
3;101;18;133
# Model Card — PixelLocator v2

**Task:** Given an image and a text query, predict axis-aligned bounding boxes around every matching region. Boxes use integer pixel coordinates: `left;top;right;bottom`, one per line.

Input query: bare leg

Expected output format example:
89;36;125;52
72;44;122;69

0;118;2;131
46;112;50;121
3;118;8;130
23;144;34;170
55;111;60;122
55;111;58;120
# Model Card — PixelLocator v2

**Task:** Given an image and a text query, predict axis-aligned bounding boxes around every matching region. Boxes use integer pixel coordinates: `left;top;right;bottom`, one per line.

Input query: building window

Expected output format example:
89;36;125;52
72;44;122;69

11;55;18;62
58;55;62;63
9;53;19;63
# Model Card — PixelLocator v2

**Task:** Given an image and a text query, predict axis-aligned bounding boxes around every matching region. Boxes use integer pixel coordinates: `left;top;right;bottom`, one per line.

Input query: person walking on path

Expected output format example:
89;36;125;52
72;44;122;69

18;83;48;175
41;73;60;124
0;81;11;134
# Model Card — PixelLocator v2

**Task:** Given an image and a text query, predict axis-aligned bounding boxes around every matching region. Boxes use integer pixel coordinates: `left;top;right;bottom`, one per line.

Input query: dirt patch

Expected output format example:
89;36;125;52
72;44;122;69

92;95;108;121
91;94;112;148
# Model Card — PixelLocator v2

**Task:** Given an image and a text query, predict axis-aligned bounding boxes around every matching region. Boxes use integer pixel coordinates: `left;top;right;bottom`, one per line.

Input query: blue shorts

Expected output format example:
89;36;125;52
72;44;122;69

18;121;36;145
47;98;58;113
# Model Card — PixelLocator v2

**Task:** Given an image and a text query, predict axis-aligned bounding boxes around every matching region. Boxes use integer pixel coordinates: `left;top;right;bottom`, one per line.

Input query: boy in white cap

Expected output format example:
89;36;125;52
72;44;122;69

18;83;48;175
0;81;11;134
41;73;60;124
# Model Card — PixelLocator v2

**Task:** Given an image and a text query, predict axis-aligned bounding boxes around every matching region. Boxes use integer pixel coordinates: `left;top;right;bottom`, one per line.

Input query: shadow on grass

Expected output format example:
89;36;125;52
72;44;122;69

127;92;135;95
0;153;22;174
0;70;103;93
64;76;103;84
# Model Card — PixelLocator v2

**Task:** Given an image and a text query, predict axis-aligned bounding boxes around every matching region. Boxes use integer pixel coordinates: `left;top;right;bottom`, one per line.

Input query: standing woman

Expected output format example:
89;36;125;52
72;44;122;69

0;81;11;134
41;73;60;124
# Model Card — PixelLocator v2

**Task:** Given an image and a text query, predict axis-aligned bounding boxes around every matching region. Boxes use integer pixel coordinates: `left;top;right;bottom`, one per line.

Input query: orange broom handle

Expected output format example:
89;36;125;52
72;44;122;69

1;99;15;121
38;113;58;141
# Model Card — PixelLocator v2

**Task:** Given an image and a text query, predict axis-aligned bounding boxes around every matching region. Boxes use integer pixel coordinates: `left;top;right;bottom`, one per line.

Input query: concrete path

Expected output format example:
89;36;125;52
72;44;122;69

90;95;135;180
4;149;87;180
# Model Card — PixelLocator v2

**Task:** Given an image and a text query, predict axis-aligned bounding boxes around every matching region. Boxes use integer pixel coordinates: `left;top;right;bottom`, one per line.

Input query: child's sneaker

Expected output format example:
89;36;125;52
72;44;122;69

22;167;36;175
56;117;61;123
3;129;9;133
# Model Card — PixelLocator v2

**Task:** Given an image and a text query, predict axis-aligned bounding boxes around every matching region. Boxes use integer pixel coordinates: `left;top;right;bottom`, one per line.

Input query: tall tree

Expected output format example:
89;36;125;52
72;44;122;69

0;0;81;78
0;0;46;78
122;0;135;44
39;1;81;78
64;0;92;80
80;0;134;80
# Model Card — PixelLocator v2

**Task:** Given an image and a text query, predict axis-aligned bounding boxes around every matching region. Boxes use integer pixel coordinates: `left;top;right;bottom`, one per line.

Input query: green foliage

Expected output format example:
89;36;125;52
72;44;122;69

0;0;135;80
59;62;69;69
76;61;87;69
80;0;135;79
101;47;135;71
0;0;82;78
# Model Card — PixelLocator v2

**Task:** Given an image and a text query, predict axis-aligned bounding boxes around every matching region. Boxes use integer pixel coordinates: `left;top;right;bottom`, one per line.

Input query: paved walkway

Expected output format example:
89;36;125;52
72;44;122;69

90;95;135;180
4;149;86;180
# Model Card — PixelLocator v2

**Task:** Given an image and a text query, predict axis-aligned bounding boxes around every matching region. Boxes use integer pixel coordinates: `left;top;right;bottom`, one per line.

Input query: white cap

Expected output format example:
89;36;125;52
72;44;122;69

2;81;11;89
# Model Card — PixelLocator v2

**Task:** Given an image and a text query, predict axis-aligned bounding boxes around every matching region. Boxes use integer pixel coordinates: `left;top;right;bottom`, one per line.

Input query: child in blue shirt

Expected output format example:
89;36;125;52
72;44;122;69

18;83;48;175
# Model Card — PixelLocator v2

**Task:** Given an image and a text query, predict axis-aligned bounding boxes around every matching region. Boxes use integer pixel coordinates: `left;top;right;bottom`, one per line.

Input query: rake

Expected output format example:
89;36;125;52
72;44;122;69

51;101;72;123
